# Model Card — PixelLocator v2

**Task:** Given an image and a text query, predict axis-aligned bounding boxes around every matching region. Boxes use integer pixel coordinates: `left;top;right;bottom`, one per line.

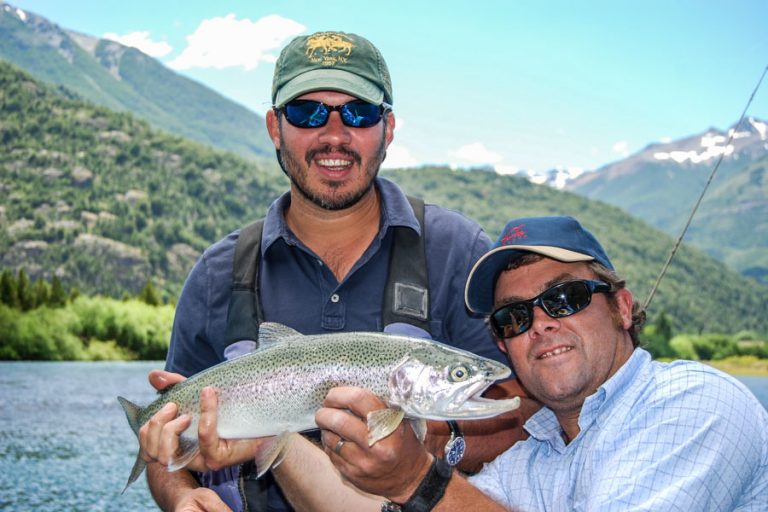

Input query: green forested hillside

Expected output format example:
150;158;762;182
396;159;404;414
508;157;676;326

383;167;768;334
2;60;768;334
0;60;288;297
0;4;274;159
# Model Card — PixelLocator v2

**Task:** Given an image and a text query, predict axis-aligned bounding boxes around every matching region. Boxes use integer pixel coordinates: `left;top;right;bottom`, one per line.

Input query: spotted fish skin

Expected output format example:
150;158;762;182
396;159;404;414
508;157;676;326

118;322;519;492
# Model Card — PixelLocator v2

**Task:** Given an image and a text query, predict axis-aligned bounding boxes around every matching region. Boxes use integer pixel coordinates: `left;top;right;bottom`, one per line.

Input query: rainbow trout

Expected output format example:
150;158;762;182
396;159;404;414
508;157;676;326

118;322;519;492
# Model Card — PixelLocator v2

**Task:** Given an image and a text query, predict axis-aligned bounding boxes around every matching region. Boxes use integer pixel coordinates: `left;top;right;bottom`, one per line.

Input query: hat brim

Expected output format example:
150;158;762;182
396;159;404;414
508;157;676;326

464;245;595;314
274;68;385;107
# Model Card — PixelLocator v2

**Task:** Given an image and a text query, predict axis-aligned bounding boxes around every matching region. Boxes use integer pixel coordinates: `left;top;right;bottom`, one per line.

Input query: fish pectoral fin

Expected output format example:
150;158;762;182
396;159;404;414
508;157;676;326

366;408;405;446
254;432;296;478
167;437;200;472
409;418;428;444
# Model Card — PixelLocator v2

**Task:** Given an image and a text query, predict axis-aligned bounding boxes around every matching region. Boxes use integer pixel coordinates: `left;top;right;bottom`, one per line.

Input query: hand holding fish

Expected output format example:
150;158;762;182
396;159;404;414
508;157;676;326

139;370;269;473
119;324;521;495
317;386;433;503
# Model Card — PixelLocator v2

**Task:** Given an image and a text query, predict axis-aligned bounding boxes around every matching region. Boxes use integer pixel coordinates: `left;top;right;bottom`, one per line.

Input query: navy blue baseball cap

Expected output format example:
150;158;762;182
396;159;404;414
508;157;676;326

465;216;614;314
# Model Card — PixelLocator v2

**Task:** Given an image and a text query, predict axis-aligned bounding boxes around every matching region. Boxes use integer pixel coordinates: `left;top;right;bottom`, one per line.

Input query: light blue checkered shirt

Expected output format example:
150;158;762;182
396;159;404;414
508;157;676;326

470;349;768;511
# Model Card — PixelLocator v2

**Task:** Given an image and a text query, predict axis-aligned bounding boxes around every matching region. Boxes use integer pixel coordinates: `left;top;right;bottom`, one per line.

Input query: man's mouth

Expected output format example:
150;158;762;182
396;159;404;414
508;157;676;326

538;346;573;359
316;158;353;170
307;145;361;169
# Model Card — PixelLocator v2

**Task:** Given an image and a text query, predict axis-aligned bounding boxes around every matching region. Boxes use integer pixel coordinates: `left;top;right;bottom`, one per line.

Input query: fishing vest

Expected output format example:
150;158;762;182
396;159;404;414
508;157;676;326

222;195;430;512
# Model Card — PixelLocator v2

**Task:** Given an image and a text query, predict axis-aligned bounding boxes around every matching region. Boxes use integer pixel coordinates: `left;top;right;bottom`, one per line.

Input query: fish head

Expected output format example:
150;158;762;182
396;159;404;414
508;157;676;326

387;341;520;420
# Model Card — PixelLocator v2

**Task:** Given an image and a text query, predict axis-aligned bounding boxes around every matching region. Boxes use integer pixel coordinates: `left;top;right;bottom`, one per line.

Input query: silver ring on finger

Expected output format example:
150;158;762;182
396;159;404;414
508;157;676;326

334;438;346;455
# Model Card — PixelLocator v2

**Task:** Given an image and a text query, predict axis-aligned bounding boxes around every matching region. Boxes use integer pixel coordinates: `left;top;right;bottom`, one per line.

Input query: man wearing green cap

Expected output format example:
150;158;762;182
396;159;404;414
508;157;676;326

138;31;537;512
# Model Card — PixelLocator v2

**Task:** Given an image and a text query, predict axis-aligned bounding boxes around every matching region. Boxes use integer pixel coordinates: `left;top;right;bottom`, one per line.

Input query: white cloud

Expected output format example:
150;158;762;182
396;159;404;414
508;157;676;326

167;14;305;71
494;164;521;175
103;31;173;58
452;142;502;164
612;141;628;154
382;143;419;169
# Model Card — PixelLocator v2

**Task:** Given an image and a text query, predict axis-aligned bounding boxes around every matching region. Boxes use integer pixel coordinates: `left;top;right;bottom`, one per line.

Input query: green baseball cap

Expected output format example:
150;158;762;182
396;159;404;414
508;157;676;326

272;31;393;108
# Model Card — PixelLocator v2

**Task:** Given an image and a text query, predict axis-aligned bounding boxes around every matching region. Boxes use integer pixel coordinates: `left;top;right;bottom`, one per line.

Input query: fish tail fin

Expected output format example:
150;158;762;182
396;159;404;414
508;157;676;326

121;453;147;494
254;432;295;478
117;396;144;436
117;396;148;493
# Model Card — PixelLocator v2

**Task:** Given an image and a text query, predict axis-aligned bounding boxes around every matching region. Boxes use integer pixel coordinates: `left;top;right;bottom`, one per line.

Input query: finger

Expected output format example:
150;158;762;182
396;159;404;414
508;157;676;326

157;413;192;466
323;386;387;417
148;370;186;391
178;487;234;512
139;402;178;462
320;430;344;456
198;387;222;461
195;489;235;512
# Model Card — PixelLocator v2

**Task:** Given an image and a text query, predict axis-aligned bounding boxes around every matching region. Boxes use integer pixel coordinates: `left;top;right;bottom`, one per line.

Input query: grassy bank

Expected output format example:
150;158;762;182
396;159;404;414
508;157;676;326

704;356;768;377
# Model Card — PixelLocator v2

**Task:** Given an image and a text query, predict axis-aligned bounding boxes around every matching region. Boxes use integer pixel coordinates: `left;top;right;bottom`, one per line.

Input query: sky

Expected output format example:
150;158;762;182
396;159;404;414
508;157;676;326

7;0;768;174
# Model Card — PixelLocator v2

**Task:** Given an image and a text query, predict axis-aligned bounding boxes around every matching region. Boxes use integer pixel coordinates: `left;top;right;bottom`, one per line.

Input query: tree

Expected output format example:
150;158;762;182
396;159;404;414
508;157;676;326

138;280;160;306
0;270;19;308
33;279;50;308
50;275;67;307
17;269;34;311
642;311;676;359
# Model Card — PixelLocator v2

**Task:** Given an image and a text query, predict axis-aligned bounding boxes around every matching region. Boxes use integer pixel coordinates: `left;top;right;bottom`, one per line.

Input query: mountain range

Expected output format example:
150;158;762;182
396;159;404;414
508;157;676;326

567;118;768;282
0;2;273;160
4;1;767;285
1;4;767;334
2;60;768;334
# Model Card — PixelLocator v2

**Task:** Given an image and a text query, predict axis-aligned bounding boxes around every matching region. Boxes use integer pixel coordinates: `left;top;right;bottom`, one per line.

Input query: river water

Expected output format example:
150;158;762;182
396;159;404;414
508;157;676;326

1;361;767;511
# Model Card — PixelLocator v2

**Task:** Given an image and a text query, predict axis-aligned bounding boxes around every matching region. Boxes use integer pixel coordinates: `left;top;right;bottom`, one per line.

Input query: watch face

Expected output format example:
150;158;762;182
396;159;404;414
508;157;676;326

444;436;466;466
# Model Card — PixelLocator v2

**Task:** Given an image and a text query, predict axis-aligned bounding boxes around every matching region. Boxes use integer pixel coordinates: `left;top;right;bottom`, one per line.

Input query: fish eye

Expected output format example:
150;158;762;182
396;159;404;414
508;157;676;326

449;365;470;382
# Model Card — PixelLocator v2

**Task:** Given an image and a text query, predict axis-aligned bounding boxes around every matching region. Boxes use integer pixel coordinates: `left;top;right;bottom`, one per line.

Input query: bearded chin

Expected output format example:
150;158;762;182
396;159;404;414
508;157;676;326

276;134;387;211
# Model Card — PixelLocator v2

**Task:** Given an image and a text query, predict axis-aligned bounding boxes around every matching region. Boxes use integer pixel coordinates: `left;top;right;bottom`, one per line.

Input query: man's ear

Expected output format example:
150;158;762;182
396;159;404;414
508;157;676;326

496;338;508;354
614;288;634;330
384;111;395;147
266;109;281;149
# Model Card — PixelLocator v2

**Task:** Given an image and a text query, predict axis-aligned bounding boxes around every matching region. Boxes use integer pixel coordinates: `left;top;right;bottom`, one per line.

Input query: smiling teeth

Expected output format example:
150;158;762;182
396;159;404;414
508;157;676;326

317;159;351;167
540;346;572;359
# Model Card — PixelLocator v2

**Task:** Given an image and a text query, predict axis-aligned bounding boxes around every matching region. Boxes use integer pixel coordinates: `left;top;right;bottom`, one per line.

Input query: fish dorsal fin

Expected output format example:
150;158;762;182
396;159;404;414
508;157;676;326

257;322;302;348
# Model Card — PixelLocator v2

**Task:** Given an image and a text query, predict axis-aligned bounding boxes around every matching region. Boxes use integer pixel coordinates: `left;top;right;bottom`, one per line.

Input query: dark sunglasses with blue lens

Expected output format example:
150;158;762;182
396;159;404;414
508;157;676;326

489;279;613;339
277;99;392;128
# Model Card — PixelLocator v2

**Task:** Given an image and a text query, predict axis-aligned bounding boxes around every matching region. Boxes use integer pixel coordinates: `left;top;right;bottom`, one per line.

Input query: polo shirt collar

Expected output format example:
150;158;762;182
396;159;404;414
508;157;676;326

258;177;421;256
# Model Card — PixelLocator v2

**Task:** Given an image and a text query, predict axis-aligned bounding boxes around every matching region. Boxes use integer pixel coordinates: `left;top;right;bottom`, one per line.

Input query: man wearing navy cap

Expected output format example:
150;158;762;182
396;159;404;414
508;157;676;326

312;216;768;511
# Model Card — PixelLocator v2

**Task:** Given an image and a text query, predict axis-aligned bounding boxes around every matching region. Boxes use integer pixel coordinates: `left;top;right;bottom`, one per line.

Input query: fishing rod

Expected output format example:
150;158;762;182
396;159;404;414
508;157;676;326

643;63;768;311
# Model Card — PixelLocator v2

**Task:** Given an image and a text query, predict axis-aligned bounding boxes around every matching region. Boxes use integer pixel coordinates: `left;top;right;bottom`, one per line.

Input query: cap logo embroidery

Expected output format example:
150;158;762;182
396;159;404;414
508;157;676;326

500;224;527;245
305;32;354;66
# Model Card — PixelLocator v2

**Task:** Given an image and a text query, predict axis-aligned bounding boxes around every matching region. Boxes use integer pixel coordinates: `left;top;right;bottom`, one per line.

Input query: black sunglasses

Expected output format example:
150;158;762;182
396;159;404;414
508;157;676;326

277;99;391;128
489;280;612;339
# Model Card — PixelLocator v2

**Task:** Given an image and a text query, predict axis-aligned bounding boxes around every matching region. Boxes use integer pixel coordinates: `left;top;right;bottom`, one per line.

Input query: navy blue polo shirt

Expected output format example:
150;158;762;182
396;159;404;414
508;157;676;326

165;177;504;377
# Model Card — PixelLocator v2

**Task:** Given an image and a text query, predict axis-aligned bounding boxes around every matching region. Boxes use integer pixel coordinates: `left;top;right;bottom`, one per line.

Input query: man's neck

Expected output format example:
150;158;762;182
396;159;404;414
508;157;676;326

285;187;382;281
555;408;581;445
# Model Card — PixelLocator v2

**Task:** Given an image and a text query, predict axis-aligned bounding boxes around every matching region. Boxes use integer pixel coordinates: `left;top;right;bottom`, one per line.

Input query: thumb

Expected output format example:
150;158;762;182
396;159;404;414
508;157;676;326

148;369;186;391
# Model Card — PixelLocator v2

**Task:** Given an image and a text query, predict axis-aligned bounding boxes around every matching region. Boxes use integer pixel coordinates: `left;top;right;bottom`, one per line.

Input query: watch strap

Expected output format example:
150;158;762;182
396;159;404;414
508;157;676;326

444;420;465;466
383;457;453;512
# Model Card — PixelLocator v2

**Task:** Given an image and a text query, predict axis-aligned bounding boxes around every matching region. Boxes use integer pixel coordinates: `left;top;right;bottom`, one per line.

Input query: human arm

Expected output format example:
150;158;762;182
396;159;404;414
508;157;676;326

316;386;514;511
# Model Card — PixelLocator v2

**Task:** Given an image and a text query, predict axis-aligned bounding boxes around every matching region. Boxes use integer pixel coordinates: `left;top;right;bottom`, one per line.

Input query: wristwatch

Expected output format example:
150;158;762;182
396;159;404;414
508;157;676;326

443;420;465;466
381;457;453;512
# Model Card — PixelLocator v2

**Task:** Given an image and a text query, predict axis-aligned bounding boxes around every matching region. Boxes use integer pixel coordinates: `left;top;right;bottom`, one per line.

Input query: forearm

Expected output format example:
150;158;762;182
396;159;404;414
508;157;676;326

273;434;381;512
433;473;513;512
147;462;200;511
